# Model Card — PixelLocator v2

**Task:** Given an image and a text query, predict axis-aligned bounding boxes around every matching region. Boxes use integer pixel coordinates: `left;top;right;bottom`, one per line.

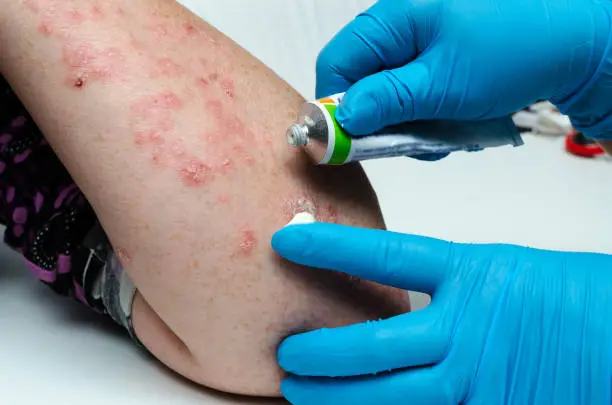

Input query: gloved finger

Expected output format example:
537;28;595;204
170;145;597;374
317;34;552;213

271;223;448;294
281;366;452;405
278;307;447;377
336;58;435;135
412;152;450;161
315;0;419;99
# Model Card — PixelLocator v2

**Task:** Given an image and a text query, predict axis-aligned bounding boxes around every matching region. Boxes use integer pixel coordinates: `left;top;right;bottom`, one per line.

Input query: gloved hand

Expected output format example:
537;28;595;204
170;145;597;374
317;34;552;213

317;0;612;140
273;223;612;404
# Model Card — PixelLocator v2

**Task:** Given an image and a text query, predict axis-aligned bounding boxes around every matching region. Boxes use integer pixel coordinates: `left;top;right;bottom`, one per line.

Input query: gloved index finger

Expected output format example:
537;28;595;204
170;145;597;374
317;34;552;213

271;223;448;294
278;307;447;377
315;0;420;98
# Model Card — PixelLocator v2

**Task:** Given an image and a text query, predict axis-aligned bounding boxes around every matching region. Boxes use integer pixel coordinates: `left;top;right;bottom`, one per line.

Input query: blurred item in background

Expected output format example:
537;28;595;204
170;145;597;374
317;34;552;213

565;130;605;158
513;103;605;159
513;101;573;135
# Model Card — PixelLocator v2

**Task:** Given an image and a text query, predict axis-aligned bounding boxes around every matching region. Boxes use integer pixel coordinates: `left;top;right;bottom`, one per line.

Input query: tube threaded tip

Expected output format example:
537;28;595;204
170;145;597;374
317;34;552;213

287;124;309;147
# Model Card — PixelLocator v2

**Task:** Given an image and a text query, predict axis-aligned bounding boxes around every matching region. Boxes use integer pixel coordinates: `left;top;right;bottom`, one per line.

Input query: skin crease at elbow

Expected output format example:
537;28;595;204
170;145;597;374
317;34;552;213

15;0;412;396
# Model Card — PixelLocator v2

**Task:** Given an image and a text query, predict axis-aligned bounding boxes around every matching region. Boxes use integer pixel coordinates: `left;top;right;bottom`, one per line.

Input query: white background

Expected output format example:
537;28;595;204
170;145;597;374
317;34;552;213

2;0;611;403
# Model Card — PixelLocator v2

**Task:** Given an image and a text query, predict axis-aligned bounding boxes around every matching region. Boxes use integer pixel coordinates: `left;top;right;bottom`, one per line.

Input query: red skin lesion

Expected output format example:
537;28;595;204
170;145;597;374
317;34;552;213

64;5;104;23
115;247;133;264
220;78;236;100
65;9;86;23
232;145;255;165
63;43;94;69
224;116;248;138
215;156;234;175
130;91;184;165
38;20;54;36
203;99;252;149
27;2;250;188
221;158;232;169
90;5;104;20
149;58;184;79
132;92;184;118
150;23;170;38
201;74;238;100
238;229;258;256
200;131;223;151
146;12;215;43
178;158;213;187
204;99;223;118
129;86;254;186
134;130;165;146
62;44;127;87
217;194;231;204
168;141;187;160
319;203;338;223
151;148;169;167
73;77;85;88
183;23;197;35
27;1;107;41
281;196;339;224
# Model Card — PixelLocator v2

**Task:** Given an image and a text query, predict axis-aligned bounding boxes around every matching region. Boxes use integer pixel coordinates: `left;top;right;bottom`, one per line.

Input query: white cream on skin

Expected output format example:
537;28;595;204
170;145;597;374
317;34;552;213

286;212;316;226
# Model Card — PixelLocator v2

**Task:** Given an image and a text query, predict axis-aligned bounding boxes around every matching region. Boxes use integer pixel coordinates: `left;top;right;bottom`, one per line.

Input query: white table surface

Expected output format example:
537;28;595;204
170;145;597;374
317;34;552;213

2;1;611;403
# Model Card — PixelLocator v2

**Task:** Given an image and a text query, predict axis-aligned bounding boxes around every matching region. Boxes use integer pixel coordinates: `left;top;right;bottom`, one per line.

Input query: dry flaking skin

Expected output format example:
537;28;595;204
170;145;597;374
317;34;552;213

292;198;316;217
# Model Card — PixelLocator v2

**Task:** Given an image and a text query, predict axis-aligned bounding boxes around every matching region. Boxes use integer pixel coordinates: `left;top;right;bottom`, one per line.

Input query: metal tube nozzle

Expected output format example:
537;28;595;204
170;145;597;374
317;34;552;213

287;124;309;147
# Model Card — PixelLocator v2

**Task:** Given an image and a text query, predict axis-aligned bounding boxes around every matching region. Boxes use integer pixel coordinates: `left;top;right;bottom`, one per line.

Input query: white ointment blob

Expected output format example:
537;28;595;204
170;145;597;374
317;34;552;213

286;212;316;226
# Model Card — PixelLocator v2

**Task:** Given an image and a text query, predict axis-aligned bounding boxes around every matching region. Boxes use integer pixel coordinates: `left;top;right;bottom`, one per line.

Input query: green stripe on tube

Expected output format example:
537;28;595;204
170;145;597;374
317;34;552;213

324;104;352;164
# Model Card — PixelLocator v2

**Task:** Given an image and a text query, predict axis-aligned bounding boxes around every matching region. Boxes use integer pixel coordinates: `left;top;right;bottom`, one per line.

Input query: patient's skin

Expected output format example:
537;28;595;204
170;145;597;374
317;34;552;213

0;0;411;396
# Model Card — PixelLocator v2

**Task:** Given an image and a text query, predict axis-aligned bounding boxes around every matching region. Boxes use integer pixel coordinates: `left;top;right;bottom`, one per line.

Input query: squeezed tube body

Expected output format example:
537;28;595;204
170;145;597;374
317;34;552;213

287;93;524;165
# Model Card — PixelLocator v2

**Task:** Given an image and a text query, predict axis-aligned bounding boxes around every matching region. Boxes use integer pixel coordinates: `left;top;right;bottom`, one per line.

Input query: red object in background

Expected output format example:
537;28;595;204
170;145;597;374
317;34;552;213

565;130;605;158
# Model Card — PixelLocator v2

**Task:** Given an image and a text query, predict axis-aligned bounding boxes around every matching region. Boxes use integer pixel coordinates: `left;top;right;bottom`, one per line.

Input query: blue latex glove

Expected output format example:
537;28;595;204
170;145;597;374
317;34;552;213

273;223;612;404
317;0;612;140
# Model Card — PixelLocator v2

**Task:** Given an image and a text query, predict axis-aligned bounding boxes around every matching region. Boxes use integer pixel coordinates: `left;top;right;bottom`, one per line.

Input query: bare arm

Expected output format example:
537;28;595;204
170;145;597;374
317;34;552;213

0;0;410;396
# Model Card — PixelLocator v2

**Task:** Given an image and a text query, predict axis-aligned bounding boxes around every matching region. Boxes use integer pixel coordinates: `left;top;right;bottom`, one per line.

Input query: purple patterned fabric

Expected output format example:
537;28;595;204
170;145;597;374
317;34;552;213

0;74;96;303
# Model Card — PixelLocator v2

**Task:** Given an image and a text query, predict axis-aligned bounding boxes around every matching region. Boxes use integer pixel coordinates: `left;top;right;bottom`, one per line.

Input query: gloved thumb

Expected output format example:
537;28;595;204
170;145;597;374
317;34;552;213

336;60;433;136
